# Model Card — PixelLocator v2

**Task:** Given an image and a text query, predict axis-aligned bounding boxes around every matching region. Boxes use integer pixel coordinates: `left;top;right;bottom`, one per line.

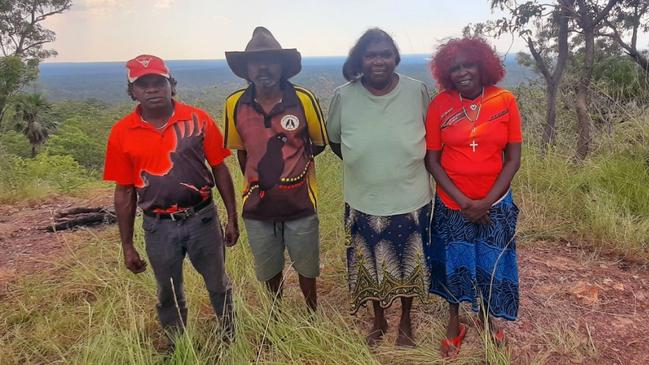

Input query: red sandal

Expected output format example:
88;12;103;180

440;323;467;357
492;328;506;347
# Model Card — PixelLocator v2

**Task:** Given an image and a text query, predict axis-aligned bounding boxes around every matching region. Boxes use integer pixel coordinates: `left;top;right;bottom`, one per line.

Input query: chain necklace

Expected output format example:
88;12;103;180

141;111;174;131
459;87;484;122
459;87;484;152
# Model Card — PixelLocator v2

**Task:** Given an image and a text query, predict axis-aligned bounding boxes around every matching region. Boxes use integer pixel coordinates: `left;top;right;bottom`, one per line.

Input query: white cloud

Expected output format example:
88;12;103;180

154;0;175;9
73;0;120;11
212;15;232;24
72;0;135;15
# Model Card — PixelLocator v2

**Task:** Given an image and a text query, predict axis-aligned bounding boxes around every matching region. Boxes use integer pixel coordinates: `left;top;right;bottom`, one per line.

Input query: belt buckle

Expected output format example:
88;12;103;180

168;211;178;221
184;207;196;219
169;207;195;221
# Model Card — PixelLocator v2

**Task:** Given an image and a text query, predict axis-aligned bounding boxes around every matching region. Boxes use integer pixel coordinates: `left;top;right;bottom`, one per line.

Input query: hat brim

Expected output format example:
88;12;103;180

225;49;301;80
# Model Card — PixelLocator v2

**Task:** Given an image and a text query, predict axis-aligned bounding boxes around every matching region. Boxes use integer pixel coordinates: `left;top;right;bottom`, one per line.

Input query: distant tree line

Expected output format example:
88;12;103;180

2;0;648;162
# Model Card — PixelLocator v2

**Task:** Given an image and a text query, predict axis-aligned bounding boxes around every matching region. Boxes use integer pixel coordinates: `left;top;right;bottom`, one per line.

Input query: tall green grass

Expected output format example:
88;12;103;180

1;91;648;363
0;153;501;365
515;111;649;260
0;214;492;364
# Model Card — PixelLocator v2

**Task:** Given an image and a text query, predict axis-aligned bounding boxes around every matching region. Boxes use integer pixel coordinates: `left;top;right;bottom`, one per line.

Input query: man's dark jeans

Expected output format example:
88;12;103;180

142;204;233;335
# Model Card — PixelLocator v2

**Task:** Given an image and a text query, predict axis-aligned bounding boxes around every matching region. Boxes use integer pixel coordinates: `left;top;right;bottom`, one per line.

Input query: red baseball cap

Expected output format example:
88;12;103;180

126;54;170;83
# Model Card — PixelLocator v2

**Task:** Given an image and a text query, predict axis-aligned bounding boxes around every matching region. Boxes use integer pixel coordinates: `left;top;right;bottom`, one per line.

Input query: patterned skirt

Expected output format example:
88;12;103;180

425;191;519;320
345;202;431;315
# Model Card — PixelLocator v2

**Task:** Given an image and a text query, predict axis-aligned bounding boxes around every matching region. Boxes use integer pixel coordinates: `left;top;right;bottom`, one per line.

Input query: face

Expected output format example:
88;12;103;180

130;74;174;110
449;54;482;97
361;40;397;88
246;53;282;91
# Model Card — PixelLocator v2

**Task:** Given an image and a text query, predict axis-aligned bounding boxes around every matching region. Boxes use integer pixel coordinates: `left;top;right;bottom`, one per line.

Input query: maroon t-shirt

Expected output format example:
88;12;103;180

225;83;323;221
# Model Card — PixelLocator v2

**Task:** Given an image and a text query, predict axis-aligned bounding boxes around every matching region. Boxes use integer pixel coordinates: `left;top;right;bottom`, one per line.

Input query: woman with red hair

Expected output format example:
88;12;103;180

424;37;522;357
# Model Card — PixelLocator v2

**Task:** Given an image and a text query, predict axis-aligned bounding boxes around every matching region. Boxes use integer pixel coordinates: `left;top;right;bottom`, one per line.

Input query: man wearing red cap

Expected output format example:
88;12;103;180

224;27;328;312
104;54;239;344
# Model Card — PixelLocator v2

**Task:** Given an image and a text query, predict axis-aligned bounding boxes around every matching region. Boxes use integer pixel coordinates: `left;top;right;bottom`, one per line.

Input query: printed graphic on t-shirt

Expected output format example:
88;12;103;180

137;113;212;212
280;114;300;131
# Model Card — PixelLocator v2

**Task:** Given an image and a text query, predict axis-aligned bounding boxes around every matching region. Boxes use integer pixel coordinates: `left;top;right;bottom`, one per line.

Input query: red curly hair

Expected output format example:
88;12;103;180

430;37;505;91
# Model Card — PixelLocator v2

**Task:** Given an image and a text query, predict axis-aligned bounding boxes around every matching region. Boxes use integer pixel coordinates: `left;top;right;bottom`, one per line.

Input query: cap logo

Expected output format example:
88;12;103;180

136;57;152;68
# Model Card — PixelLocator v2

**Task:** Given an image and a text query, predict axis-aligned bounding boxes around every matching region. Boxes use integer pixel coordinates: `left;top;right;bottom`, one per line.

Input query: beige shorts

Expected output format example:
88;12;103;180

243;214;320;282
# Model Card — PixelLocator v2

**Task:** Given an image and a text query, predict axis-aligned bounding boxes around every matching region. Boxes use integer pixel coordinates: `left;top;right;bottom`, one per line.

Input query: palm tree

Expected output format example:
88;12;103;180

13;93;56;157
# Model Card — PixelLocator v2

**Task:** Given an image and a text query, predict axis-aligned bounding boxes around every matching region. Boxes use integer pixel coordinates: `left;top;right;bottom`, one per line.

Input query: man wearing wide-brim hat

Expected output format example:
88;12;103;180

223;27;328;312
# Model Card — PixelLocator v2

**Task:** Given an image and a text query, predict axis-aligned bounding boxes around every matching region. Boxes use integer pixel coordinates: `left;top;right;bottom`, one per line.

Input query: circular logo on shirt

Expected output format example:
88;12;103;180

280;115;300;131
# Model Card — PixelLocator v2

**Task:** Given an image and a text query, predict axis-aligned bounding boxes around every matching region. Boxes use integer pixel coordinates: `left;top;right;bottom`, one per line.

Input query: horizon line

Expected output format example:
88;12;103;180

41;53;438;64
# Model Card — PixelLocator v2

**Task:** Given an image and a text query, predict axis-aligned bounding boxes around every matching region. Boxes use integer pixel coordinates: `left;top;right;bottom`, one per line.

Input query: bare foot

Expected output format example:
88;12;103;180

395;325;416;348
478;313;505;346
440;320;463;357
366;320;388;347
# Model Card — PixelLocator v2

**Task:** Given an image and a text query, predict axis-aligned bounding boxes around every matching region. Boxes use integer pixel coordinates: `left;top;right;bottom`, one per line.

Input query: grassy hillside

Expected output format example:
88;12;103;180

1;71;647;363
0;152;506;365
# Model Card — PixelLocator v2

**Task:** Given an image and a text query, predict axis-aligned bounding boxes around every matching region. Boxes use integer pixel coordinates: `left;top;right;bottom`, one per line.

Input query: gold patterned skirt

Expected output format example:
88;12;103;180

345;202;431;315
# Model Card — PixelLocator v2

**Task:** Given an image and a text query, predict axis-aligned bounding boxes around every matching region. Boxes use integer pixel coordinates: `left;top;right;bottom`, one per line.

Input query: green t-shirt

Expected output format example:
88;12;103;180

326;74;433;216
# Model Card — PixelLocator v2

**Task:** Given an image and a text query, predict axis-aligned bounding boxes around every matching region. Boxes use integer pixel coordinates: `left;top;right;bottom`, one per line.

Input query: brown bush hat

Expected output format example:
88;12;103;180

225;26;301;80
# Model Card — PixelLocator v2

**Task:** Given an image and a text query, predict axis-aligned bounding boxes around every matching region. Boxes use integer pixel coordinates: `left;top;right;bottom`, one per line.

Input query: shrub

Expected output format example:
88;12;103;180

0;149;93;203
0;130;32;157
45;118;105;169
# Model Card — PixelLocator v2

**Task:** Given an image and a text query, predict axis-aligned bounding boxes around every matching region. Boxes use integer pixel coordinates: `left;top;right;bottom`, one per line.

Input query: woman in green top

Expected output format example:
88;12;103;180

327;28;432;347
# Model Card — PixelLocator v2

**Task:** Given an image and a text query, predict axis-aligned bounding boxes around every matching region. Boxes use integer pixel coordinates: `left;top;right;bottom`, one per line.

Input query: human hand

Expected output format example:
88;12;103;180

123;245;147;273
460;199;492;224
224;219;239;247
475;214;492;225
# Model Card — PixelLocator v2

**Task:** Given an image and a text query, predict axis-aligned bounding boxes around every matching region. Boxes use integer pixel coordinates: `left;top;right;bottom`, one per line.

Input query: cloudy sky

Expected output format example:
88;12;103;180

43;0;525;62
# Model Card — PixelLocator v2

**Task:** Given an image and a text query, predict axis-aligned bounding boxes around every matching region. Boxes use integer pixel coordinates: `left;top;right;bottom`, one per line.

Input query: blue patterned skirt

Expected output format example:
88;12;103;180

345;202;431;315
425;191;519;320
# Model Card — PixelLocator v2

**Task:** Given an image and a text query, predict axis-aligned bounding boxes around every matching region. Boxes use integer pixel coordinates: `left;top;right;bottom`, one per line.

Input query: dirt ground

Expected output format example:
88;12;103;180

1;193;647;364
510;242;648;364
0;192;112;293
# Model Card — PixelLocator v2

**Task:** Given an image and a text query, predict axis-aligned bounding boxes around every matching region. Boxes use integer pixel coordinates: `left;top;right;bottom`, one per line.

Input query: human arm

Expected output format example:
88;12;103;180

478;142;521;205
425;151;490;224
236;150;247;174
325;89;342;160
330;143;342;159
104;125;146;273
114;184;146;273
441;143;521;224
211;163;239;247
444;93;523;223
312;145;325;157
475;93;522;211
297;87;329;159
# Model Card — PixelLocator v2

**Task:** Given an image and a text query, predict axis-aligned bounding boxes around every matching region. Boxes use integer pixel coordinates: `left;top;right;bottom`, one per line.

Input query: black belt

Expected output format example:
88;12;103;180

143;197;212;220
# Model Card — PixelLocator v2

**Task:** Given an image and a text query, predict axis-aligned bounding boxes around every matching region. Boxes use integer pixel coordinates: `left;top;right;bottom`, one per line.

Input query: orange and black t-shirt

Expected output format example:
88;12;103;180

103;101;231;212
425;86;523;210
224;83;327;221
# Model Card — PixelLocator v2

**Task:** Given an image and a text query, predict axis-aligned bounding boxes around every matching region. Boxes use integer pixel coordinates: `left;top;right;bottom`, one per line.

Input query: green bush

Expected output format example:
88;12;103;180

0;149;93;202
45;118;105;169
0;130;32;157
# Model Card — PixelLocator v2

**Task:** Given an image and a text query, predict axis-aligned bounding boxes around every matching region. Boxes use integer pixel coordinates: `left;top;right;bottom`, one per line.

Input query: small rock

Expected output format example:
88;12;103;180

569;280;599;305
